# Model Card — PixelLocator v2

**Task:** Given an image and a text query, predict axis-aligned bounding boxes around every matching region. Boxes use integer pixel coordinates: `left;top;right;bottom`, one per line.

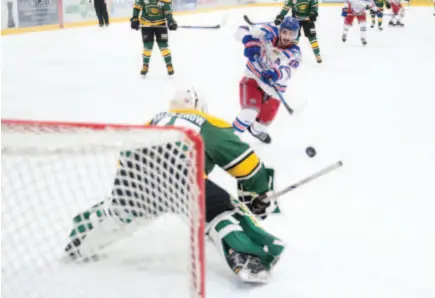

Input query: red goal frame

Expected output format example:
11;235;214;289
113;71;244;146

1;119;206;298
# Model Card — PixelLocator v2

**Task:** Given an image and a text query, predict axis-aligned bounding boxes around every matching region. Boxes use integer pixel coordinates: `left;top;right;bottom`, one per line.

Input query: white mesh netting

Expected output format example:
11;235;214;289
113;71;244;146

1;121;205;298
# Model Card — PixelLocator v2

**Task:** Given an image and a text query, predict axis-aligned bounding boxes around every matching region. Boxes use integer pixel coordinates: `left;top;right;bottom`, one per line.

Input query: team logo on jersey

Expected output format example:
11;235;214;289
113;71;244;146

298;4;308;10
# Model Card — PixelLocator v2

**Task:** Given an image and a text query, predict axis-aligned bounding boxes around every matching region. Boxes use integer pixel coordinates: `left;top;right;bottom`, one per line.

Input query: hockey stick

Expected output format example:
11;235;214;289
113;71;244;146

256;53;294;115
264;161;344;203
140;24;221;29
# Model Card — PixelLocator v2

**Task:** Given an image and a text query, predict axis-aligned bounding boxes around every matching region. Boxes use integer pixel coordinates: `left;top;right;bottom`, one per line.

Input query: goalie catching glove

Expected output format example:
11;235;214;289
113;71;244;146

237;167;278;219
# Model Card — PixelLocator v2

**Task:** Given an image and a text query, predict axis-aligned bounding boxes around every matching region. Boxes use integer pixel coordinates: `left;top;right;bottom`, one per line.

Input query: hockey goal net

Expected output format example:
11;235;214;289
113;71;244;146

1;120;205;298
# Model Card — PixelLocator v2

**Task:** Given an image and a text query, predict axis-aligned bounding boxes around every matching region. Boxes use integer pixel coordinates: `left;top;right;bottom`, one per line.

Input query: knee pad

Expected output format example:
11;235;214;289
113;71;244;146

156;30;169;43
258;98;280;124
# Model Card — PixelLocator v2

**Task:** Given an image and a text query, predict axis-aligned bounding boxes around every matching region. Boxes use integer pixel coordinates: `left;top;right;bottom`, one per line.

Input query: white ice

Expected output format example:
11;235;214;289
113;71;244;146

2;6;435;298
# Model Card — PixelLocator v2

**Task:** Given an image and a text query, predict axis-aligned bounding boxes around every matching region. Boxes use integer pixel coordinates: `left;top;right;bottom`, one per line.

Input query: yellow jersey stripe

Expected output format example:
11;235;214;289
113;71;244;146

226;151;260;179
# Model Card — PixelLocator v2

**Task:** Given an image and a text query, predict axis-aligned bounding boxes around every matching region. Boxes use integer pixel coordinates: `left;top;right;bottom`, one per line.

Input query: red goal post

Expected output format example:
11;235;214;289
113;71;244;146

1;119;206;298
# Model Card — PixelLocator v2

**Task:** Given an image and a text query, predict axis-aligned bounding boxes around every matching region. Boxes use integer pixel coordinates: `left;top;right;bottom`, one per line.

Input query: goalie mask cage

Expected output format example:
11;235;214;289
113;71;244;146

1;119;206;298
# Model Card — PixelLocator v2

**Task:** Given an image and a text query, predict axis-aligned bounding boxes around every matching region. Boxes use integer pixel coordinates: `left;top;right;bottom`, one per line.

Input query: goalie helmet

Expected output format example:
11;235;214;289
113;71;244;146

170;87;208;113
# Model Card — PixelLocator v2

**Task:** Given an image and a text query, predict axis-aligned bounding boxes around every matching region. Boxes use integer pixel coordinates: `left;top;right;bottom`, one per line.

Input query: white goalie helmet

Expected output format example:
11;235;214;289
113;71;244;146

169;87;208;113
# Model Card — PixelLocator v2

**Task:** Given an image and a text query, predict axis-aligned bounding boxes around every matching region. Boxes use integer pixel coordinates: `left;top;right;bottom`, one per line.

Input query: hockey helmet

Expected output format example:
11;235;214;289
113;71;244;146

279;16;299;40
170;87;208;113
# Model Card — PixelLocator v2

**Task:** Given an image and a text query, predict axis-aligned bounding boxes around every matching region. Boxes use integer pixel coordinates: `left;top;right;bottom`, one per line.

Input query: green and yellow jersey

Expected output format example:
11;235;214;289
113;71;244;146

146;109;270;194
132;0;173;26
278;0;319;20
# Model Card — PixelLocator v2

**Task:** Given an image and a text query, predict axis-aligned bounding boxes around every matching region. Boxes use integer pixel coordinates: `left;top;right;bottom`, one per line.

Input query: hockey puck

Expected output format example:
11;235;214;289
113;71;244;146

306;146;316;158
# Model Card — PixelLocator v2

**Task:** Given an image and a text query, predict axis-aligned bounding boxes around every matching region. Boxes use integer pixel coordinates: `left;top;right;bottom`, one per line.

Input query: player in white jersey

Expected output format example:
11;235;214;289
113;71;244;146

232;16;302;144
387;0;405;26
341;0;382;45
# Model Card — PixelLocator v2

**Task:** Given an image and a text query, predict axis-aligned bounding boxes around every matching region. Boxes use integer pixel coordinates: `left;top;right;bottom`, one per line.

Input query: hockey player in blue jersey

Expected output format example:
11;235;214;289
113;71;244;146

233;16;302;144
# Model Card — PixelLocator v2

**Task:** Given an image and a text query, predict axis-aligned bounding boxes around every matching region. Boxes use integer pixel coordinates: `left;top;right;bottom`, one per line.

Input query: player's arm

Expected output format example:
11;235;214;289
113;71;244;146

310;0;319;21
206;127;270;195
161;0;177;30
130;0;143;30
132;0;143;17
275;0;292;25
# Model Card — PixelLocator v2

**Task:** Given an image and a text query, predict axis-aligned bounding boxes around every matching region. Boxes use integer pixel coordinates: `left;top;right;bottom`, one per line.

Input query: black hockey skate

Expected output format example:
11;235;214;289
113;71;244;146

227;249;270;283
248;126;271;144
167;64;174;76
140;64;149;76
379;25;383;31
396;21;404;27
361;38;367;46
342;34;347;42
388;20;396;26
370;22;375;28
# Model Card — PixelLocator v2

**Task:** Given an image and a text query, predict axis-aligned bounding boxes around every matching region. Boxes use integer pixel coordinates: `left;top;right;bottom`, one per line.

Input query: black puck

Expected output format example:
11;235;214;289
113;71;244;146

306;146;316;158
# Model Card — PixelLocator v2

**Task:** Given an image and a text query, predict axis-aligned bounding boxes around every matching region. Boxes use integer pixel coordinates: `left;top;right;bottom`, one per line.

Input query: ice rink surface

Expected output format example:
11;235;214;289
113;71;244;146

2;6;435;298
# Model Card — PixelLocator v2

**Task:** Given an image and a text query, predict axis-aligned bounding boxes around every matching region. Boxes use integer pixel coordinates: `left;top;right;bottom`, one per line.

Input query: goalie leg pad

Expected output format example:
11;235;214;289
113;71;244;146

207;203;285;269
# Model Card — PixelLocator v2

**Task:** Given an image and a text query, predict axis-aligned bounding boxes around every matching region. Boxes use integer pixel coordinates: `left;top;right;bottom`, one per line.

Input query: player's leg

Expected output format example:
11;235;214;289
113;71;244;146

377;8;384;30
396;4;405;26
233;77;263;134
342;10;354;42
248;96;280;144
357;13;367;45
65;146;183;261
205;179;285;283
370;9;376;28
93;0;104;27
140;27;155;76
294;21;303;45
304;20;321;63
102;0;109;26
155;27;174;76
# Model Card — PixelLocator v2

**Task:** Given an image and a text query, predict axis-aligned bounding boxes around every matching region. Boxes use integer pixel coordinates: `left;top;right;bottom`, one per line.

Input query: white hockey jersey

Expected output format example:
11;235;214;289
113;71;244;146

235;24;302;99
345;0;378;14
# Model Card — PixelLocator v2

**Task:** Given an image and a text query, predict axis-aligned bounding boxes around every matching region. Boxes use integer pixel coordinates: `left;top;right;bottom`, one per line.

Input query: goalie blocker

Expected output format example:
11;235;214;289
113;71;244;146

65;88;285;283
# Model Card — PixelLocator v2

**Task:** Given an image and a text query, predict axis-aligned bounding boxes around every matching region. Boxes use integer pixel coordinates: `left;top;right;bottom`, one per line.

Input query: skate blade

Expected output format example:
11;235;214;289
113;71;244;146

238;268;271;284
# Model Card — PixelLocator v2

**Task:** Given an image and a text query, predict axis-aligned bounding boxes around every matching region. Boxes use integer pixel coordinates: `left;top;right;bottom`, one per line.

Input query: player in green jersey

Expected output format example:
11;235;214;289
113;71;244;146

130;0;178;76
275;0;322;63
64;88;285;283
370;0;389;30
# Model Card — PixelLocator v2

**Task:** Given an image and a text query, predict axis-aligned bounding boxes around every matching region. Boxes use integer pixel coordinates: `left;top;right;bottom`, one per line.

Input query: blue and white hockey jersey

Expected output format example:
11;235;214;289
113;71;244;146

235;23;302;99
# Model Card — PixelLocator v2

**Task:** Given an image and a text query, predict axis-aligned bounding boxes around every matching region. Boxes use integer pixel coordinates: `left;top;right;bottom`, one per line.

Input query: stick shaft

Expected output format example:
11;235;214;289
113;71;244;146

265;161;343;202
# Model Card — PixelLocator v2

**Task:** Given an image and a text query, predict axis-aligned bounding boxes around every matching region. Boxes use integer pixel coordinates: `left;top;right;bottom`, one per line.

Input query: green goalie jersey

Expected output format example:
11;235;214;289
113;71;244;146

278;0;319;20
132;0;173;26
146;109;270;194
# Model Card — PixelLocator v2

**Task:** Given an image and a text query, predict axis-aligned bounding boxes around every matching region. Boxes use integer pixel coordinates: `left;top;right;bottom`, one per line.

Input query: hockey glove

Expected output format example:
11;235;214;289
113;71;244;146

341;7;349;17
242;35;262;61
237;168;276;219
262;31;274;43
130;17;140;31
261;68;280;84
385;1;391;9
309;11;318;22
274;14;284;26
168;18;178;31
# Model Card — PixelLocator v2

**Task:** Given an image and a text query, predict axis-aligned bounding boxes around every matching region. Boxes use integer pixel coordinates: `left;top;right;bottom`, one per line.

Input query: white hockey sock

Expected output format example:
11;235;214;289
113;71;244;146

343;24;350;36
233;108;258;133
359;22;367;39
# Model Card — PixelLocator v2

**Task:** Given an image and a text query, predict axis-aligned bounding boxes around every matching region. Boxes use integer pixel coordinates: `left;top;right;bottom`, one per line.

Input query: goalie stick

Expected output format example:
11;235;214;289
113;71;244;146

264;161;343;203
